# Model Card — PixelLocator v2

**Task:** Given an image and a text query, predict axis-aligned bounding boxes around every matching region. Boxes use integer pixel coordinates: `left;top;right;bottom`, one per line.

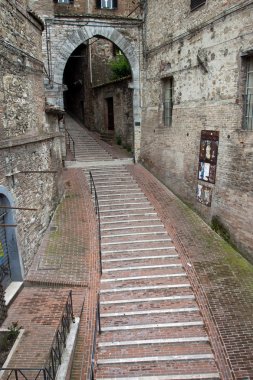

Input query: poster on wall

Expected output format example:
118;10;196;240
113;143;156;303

198;130;219;184
197;130;219;207
197;184;212;207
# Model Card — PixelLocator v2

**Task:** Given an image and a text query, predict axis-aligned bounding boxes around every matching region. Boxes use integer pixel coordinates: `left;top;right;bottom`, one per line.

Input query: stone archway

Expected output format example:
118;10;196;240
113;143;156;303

47;25;141;160
0;187;23;289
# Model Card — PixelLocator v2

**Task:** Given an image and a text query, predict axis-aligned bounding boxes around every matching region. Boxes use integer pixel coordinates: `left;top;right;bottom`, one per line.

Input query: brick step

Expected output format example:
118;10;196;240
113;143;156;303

101;233;170;245
96;188;142;195
97;192;145;200
101;269;185;285
95;357;218;378
102;262;182;273
99;205;153;214
100;310;201;328
99;202;152;210
99;196;149;204
98;324;207;343
98;341;212;360
100;286;193;301
100;298;197;314
101;255;181;269
96;373;220;380
101;226;166;236
101;215;159;224
101;248;178;260
96;182;138;189
93;178;136;184
102;242;175;253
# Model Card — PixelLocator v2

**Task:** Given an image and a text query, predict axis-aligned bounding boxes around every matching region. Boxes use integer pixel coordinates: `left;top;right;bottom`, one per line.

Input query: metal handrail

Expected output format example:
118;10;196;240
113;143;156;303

65;128;75;159
0;368;53;379
89;171;102;275
89;295;101;380
0;291;74;380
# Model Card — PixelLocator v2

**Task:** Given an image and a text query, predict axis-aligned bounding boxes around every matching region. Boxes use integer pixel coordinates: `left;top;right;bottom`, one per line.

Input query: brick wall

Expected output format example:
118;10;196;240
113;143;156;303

140;0;253;261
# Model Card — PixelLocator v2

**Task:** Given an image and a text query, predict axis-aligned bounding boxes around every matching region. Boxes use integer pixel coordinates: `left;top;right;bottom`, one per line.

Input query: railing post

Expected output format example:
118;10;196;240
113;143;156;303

97;294;101;335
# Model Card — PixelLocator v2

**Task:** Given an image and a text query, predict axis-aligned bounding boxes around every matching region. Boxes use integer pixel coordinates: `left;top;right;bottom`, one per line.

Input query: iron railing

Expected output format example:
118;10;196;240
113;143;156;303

0;368;53;380
89;171;102;275
65;128;75;159
0;291;74;380
89;295;101;380
47;290;75;379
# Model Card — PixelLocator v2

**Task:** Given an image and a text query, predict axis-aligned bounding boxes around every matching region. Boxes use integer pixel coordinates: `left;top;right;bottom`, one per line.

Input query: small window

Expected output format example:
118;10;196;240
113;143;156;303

243;56;253;130
53;0;74;4
190;0;206;11
163;78;173;127
96;0;117;9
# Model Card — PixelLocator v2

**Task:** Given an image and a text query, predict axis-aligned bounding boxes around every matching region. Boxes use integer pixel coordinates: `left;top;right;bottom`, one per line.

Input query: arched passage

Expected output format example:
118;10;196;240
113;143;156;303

0;187;23;289
47;25;141;160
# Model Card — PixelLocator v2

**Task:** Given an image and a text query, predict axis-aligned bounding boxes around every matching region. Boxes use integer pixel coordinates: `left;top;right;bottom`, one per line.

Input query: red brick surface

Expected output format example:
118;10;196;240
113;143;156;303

128;164;253;380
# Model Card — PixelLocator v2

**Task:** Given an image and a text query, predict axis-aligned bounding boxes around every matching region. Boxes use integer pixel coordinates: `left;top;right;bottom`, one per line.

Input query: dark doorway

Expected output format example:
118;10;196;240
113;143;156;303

106;97;114;131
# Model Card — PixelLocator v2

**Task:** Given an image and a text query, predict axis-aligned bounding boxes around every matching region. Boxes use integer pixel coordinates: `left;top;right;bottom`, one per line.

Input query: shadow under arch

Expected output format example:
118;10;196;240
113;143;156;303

0;186;24;288
52;25;141;160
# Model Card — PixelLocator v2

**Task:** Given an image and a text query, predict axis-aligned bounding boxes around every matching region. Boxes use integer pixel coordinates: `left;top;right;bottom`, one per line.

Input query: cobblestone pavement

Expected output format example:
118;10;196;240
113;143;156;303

3;115;253;380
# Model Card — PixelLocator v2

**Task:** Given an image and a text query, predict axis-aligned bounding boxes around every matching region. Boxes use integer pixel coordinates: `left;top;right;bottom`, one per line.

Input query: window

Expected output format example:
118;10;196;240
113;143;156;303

163;78;173;127
190;0;206;11
96;0;118;9
53;0;74;4
244;56;253;130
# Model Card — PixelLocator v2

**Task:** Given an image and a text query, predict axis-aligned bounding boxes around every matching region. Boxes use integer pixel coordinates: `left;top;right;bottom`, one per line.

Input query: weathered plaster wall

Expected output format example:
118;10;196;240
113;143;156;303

0;0;63;276
141;0;253;261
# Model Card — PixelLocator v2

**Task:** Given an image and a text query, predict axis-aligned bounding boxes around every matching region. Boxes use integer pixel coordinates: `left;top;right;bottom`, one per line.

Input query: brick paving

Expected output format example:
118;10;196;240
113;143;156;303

128;164;253;380
2;115;253;380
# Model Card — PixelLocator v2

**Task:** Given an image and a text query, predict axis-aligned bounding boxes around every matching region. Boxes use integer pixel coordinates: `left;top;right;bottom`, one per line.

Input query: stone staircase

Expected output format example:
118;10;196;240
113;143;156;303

84;166;220;380
65;115;113;162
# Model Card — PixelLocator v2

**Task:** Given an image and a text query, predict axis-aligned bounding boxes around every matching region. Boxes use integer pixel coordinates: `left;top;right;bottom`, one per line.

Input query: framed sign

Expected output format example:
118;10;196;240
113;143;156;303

198;130;219;184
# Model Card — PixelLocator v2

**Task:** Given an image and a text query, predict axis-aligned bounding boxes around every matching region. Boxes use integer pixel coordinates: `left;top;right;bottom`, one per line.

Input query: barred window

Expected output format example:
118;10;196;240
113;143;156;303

163;78;173;127
190;0;206;11
243;56;253;130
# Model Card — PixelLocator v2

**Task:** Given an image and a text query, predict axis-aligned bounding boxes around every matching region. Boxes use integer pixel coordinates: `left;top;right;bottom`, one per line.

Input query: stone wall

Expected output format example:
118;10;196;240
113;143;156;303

0;0;63;277
0;284;7;327
140;0;253;261
93;78;134;150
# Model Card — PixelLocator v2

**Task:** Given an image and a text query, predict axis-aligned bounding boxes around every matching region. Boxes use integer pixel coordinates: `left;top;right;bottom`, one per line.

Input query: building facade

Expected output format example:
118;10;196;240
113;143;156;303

29;0;143;159
140;0;253;262
0;0;64;293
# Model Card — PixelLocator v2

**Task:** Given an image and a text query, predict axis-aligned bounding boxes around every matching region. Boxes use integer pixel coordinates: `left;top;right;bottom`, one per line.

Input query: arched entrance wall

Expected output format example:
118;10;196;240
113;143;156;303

45;24;141;160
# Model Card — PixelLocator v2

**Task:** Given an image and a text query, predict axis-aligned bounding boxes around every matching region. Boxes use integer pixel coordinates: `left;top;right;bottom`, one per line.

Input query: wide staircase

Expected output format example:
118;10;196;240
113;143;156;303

65;115;221;379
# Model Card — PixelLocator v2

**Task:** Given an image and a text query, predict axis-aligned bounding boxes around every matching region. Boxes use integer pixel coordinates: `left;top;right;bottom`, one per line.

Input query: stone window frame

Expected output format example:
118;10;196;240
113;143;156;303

190;0;206;12
162;77;174;127
241;52;253;131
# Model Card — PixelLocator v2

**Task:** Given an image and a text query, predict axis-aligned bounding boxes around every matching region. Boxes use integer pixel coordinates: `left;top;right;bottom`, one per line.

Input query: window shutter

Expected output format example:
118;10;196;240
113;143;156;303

96;0;101;8
190;0;206;11
113;0;118;8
